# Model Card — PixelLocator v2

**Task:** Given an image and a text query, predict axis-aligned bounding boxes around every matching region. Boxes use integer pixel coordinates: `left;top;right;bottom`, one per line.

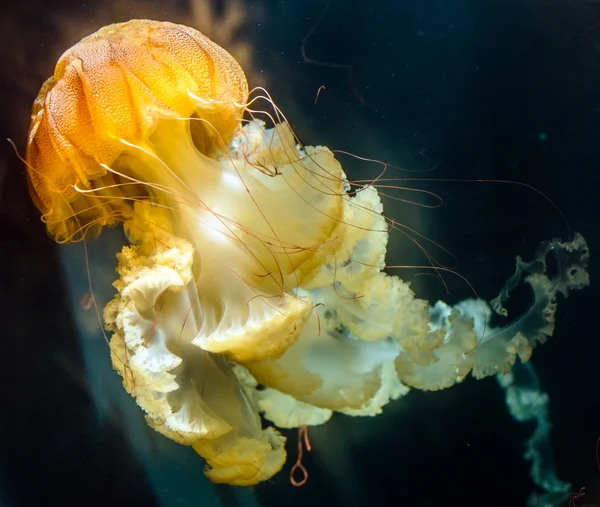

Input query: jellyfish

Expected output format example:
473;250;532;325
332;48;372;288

24;19;589;486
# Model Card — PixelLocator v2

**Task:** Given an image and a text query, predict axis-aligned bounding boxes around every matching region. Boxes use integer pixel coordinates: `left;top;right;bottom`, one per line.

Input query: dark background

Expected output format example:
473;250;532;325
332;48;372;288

0;0;598;506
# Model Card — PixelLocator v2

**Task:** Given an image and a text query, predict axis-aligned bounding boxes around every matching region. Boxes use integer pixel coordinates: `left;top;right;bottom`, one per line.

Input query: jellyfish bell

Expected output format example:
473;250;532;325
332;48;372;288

26;19;249;243
24;19;589;486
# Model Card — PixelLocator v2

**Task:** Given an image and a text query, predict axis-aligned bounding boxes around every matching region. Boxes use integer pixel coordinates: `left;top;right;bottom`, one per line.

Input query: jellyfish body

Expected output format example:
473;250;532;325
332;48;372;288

25;19;589;485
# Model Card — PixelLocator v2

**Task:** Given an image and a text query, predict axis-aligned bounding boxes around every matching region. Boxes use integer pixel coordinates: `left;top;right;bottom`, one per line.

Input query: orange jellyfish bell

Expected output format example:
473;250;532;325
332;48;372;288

25;19;249;242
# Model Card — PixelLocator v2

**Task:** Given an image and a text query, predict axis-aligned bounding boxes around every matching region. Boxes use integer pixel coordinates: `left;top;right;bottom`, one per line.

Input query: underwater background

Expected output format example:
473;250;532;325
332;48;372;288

0;0;599;506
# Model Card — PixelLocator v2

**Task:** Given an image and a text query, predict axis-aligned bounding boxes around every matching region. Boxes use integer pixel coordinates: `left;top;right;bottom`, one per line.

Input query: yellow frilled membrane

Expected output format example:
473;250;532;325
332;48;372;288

25;19;589;485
